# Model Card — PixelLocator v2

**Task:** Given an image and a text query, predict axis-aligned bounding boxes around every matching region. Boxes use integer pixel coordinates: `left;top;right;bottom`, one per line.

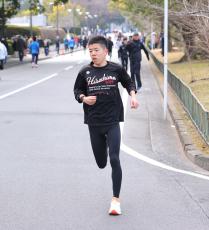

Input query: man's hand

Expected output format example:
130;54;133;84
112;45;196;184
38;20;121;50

83;96;97;105
130;91;139;109
130;97;139;109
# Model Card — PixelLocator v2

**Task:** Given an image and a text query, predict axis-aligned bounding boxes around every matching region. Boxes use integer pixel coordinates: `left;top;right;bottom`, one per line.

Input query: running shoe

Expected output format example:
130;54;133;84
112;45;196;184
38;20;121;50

108;199;121;215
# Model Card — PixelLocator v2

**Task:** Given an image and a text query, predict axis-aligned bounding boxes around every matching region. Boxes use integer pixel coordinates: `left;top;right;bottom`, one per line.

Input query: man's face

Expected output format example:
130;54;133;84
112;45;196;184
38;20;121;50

88;43;108;66
133;35;140;41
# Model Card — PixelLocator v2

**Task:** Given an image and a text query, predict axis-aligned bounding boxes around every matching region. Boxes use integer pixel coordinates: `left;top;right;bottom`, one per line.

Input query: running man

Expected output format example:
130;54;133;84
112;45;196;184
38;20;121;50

126;32;149;90
74;36;138;215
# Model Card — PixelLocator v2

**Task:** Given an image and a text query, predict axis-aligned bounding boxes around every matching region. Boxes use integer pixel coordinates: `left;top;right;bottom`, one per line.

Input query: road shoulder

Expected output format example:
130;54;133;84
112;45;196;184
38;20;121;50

149;58;209;171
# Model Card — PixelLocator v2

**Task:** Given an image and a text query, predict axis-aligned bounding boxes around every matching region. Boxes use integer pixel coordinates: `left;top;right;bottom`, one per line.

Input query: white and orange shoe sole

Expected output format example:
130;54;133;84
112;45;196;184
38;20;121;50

108;200;122;215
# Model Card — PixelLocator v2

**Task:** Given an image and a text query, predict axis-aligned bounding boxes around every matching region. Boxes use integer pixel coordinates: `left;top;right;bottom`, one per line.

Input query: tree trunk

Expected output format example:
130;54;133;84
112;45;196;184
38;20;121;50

181;26;197;60
0;0;6;37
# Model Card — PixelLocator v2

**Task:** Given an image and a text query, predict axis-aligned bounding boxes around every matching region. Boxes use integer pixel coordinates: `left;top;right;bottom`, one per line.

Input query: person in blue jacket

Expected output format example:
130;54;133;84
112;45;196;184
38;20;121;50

68;37;75;54
29;36;40;67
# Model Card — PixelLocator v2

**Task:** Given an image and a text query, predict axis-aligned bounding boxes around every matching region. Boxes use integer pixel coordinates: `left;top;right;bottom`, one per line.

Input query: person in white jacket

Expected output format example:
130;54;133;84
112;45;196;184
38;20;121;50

0;39;8;70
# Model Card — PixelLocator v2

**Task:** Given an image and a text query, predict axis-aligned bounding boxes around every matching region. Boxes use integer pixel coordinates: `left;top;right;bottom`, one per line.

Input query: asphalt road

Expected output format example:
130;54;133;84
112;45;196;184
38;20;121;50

0;50;209;230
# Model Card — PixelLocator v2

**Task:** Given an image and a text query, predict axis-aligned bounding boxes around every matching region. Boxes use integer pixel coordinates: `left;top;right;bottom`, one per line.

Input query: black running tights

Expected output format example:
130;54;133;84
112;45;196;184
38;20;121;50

88;123;122;198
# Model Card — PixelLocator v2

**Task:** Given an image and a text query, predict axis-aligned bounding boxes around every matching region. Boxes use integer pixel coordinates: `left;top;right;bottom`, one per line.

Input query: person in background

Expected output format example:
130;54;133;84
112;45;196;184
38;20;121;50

55;36;60;55
1;37;8;64
27;36;33;54
118;37;129;71
68;37;75;54
64;37;69;52
29;36;40;68
0;38;8;70
115;37;122;58
74;36;79;48
107;36;114;60
82;36;88;53
126;32;149;90
16;35;27;62
160;32;164;56
44;38;50;56
141;32;146;44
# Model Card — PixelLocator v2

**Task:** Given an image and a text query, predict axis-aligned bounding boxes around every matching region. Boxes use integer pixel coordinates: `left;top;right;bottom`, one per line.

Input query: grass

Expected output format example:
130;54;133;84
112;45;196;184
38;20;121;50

152;49;209;111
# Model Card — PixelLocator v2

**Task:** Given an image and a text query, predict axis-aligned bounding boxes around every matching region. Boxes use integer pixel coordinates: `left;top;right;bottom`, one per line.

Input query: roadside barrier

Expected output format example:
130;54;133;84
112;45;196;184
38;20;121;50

149;50;209;145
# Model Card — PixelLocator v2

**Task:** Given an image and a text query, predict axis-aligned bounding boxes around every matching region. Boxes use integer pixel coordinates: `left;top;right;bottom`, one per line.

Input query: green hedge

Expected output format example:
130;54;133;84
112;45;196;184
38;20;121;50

69;27;81;35
4;25;66;42
3;25;67;54
4;25;40;38
7;39;14;55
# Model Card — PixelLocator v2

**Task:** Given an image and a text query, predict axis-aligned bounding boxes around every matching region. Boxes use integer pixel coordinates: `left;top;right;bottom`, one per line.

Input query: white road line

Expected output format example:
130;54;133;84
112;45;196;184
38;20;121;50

120;89;209;181
0;73;58;100
120;90;129;138
64;66;73;70
121;143;209;180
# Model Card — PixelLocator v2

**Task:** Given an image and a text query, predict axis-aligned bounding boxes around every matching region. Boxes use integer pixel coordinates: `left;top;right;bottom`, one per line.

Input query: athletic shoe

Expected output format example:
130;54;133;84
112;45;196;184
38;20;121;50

108;199;121;215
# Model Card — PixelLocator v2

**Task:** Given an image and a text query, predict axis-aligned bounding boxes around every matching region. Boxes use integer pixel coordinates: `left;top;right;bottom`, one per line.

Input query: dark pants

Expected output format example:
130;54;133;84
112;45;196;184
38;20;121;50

121;56;128;71
44;47;49;56
56;45;60;54
88;123;122;198
130;61;141;89
0;59;4;70
32;54;39;64
18;50;24;62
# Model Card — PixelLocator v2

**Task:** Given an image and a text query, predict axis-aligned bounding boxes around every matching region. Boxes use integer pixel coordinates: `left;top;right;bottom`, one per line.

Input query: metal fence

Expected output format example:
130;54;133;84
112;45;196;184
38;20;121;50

149;51;209;145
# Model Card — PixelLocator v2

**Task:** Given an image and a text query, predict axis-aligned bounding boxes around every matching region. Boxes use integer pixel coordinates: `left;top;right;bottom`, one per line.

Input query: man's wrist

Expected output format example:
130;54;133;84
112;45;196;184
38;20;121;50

80;94;85;103
130;90;136;97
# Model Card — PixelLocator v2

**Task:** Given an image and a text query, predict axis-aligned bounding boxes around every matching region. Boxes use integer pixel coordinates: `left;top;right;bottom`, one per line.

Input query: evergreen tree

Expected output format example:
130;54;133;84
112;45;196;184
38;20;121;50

0;0;20;37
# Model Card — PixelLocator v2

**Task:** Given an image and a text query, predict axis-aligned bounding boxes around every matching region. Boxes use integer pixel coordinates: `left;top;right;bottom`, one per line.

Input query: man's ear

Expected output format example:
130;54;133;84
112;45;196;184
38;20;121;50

105;48;108;54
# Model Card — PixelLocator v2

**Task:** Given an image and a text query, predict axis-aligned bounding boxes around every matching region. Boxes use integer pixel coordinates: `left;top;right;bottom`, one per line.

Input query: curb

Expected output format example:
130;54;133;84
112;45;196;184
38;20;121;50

150;58;209;171
5;55;51;69
169;106;209;171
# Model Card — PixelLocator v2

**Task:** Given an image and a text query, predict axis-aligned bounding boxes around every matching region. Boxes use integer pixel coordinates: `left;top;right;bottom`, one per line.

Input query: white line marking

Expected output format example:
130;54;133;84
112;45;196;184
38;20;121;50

64;66;73;70
120;89;209;181
121;143;209;180
120;90;129;138
0;73;58;100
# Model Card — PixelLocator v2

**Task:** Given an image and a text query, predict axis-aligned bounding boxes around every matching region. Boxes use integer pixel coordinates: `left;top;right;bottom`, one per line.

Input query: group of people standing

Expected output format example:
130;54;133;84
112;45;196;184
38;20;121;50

63;36;88;54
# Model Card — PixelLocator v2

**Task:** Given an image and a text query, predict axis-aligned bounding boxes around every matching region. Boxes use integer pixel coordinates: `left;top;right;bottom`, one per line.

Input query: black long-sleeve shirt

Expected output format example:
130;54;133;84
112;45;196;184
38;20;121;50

126;40;149;62
74;61;136;126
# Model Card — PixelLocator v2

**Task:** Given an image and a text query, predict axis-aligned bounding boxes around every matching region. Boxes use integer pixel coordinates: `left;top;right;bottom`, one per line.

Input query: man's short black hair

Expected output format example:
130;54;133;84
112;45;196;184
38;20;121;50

88;36;108;48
